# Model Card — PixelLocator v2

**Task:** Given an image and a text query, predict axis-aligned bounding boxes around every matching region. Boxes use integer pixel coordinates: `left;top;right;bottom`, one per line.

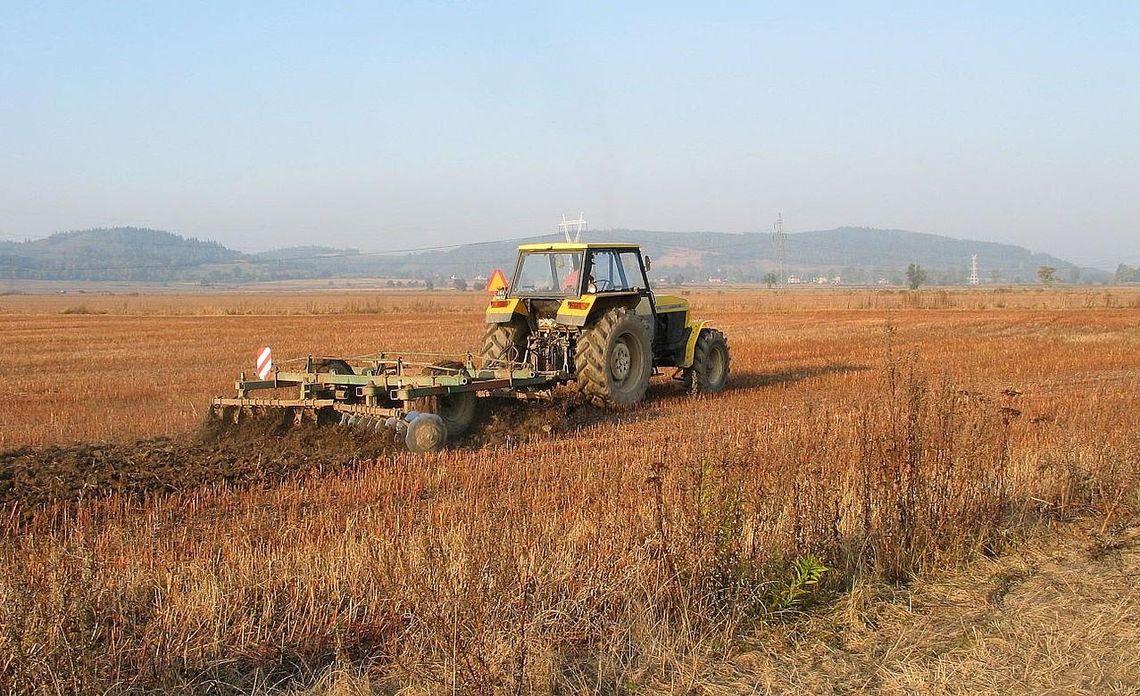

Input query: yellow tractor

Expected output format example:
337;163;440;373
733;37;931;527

211;241;730;452
481;242;729;406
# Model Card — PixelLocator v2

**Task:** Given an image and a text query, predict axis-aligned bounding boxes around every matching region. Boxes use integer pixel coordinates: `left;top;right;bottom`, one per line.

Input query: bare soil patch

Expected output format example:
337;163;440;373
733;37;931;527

0;417;395;508
0;397;612;508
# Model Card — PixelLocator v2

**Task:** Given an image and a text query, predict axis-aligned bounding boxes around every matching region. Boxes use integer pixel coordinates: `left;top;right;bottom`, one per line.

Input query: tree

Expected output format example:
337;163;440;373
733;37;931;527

452;277;468;291
1037;265;1056;285
905;264;927;290
424;278;435;291
763;271;780;288
1115;264;1138;283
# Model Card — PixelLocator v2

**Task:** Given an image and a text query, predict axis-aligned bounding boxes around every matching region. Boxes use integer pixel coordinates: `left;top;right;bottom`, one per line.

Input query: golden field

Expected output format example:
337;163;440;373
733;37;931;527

1;286;1138;694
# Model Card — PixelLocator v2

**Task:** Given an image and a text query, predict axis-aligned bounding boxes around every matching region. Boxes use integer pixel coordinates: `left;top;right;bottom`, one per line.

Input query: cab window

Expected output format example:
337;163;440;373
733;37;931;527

587;250;646;292
588;251;624;292
513;251;584;295
619;252;646;290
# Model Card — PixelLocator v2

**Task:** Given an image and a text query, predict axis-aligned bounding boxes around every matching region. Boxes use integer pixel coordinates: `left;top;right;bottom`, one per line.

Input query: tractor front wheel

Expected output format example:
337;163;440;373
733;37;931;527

575;306;652;407
685;328;730;394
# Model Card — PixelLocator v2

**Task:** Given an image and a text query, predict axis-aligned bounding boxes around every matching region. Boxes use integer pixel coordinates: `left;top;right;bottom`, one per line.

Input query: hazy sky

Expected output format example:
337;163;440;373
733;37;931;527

1;2;1137;267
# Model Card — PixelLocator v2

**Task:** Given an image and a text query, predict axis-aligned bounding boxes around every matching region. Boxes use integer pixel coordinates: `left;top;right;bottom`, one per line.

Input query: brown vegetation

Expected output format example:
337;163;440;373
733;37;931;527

1;287;1138;693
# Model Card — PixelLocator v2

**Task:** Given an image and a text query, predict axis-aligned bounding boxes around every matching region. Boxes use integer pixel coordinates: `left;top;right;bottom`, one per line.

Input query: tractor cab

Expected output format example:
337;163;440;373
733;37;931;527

507;244;648;299
491;242;676;337
483;242;727;406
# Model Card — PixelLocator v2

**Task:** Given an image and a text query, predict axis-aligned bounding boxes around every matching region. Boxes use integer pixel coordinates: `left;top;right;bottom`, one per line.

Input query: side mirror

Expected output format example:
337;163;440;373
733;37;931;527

644;255;652;272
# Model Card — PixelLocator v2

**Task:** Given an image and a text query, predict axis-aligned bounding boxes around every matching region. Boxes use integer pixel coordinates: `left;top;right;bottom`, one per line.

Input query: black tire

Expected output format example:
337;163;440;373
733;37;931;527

313;359;357;403
480;320;528;367
414;361;478;440
314;359;354;375
575;306;652;407
685;328;730;394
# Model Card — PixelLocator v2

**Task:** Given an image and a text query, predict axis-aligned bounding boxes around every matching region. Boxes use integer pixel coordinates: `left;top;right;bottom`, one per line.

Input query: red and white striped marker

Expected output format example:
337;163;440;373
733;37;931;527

256;346;273;379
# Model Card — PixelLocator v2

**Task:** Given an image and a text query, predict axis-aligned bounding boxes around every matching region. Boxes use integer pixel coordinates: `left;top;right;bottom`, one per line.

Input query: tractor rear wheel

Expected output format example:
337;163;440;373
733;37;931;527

685;328;730;394
480;320;528;367
575;306;652;407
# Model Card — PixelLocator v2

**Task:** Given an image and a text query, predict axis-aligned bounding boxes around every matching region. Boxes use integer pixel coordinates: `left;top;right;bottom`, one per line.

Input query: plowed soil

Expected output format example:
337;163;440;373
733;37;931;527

0;416;390;508
0;397;603;508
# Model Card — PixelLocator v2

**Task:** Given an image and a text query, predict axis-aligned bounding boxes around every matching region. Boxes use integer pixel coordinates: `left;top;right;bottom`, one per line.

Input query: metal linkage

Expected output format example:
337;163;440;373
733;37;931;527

213;350;565;437
211;349;573;452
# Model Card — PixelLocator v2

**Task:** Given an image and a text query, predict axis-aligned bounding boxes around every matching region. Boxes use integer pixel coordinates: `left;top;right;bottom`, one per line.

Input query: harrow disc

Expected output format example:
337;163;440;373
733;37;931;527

405;413;447;453
416;361;478;440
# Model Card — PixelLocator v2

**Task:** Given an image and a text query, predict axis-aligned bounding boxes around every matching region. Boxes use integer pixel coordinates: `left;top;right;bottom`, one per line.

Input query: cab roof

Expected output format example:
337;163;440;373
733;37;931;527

517;242;642;252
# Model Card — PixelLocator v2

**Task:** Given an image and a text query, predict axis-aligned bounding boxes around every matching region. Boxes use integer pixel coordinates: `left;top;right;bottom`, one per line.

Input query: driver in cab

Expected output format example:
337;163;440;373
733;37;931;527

562;262;599;294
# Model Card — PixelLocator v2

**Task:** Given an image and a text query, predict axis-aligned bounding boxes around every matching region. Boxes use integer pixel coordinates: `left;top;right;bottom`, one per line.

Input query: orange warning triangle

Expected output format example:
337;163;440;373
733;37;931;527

486;268;509;293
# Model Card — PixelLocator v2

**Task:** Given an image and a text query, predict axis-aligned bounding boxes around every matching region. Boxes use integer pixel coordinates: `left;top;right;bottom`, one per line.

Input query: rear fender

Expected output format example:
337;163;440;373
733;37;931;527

559;294;640;327
554;295;597;326
485;298;526;324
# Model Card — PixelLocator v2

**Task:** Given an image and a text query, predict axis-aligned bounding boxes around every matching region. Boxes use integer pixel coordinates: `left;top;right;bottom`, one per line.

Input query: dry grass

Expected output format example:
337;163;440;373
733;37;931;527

696;522;1140;694
1;287;1138;693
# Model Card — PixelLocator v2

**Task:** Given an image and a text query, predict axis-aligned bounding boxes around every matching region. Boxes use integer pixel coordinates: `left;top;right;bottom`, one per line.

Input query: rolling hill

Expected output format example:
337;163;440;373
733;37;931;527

417;227;1099;284
0;226;1111;285
0;228;239;282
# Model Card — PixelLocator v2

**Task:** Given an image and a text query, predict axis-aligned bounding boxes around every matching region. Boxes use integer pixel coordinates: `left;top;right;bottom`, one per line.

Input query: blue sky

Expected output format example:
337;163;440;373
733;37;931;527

1;2;1137;266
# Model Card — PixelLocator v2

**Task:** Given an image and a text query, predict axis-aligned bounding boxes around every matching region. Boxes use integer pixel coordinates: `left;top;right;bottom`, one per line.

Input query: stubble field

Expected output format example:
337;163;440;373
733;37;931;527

1;287;1138;694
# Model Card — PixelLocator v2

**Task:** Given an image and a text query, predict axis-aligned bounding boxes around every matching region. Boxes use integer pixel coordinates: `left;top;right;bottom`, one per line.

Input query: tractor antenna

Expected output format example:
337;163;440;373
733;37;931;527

559;213;588;243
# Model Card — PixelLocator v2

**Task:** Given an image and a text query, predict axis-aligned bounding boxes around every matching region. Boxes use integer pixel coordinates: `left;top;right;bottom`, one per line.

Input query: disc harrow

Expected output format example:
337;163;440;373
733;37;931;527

211;352;569;453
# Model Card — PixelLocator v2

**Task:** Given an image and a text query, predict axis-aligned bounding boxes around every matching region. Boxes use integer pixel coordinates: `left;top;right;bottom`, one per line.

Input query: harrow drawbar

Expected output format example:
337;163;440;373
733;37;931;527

211;352;567;452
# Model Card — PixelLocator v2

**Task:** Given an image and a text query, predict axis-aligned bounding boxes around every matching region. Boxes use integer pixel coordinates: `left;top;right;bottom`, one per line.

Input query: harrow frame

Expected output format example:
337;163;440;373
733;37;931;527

210;352;568;449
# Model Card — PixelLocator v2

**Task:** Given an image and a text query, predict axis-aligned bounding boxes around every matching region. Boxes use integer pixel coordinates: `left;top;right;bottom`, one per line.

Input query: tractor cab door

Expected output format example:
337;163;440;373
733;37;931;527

586;248;659;336
586;250;652;298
